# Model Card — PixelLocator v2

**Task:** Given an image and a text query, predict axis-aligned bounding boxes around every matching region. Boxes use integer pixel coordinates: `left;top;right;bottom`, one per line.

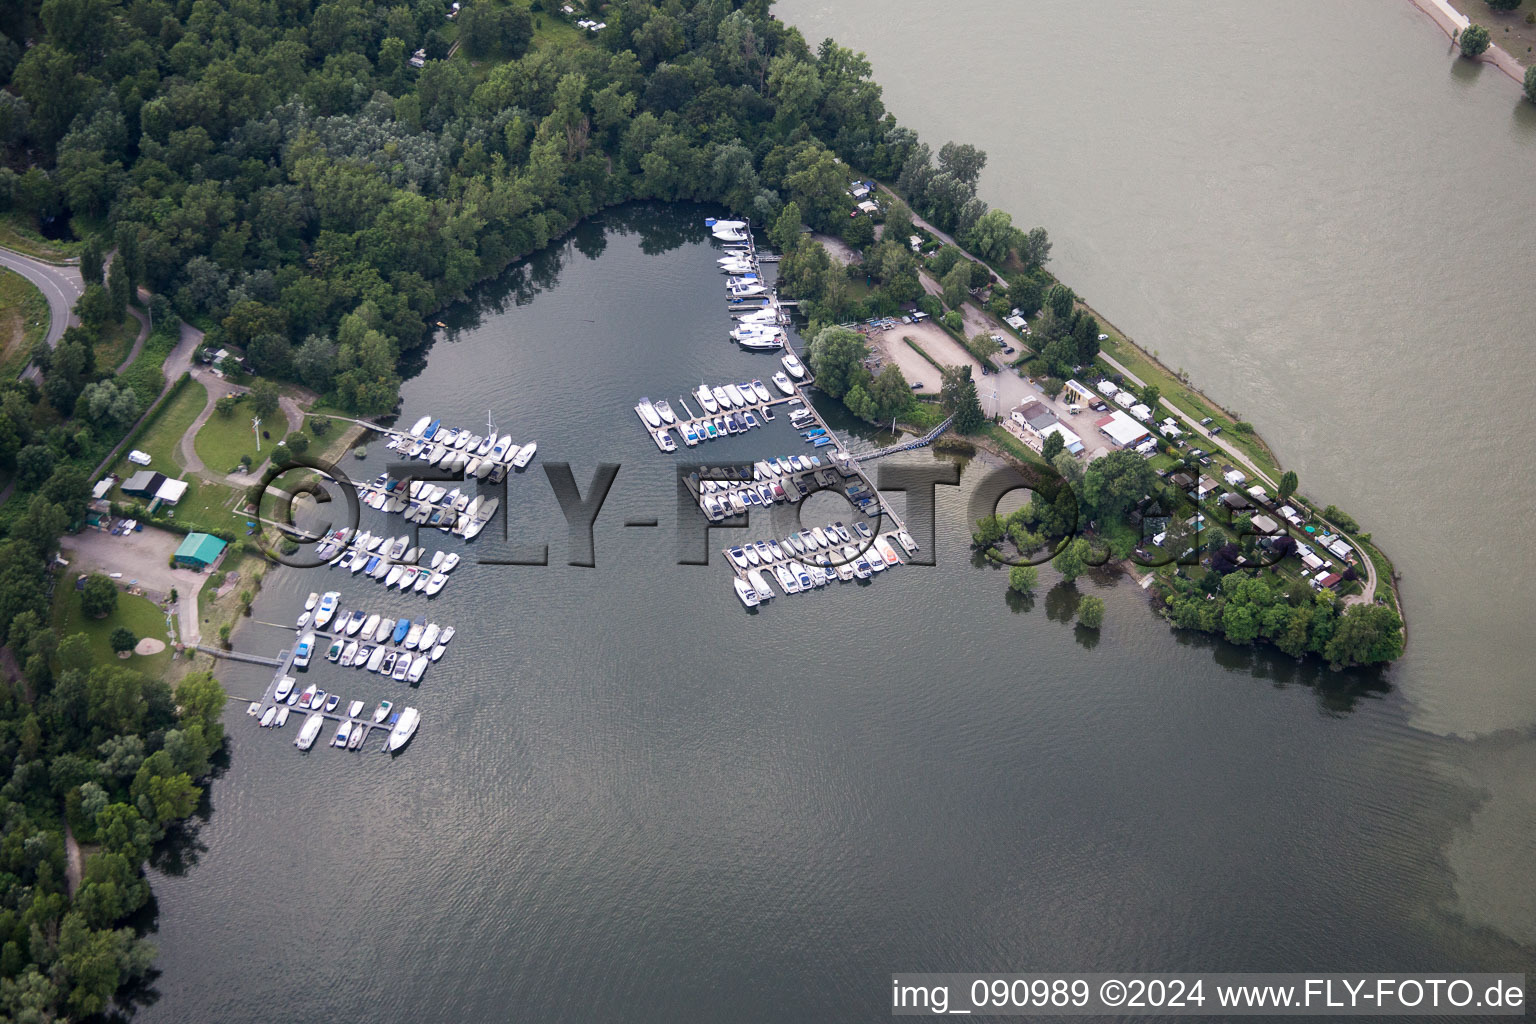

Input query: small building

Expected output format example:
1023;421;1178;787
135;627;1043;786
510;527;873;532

1096;410;1151;448
1327;538;1354;561
856;199;879;215
1301;552;1326;571
1223;467;1247;487
1129;402;1152;422
1249;513;1281;535
1246;485;1272;506
155;478;189;505
1004;314;1027;331
1314;571;1343;590
1169;471;1196;491
1113;390;1135;408
909;234;923;252
1219;492;1252;512
128;449;152;466
174;533;227;571
1011;400;1058;436
92;478;115;501
1097;380;1119;397
1039;422;1084;456
849;181;871;199
1063;379;1094;407
1194;475;1218;499
121;470;166;499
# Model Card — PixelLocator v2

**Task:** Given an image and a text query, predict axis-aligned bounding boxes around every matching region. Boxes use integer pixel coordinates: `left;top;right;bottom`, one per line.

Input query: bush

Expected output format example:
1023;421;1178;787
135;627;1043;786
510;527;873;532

283;431;310;454
309;415;332;436
81;574;118;618
1008;564;1039;593
941;310;963;333
1459;24;1491;56
110;627;137;654
1077;595;1105;629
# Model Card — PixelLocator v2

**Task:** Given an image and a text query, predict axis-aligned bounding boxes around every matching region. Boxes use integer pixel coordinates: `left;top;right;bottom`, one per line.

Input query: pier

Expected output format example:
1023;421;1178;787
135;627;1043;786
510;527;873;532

242;613;448;754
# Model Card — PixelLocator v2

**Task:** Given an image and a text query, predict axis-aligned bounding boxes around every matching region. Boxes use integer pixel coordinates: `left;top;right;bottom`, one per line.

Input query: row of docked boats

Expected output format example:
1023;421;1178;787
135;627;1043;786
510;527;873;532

693;452;842;518
256;679;420;752
287;705;419;752
312;529;459;595
354;473;502;540
732;527;918;605
391;416;537;479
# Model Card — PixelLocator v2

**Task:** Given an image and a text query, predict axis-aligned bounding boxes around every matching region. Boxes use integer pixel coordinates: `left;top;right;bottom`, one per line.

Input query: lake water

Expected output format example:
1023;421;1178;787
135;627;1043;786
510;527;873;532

135;2;1536;1010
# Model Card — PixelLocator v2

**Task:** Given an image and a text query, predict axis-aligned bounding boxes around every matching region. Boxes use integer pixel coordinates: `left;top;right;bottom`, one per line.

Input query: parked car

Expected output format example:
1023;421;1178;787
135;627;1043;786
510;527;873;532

1199;416;1214;426
1209;425;1222;435
911;381;924;390
1000;343;1015;354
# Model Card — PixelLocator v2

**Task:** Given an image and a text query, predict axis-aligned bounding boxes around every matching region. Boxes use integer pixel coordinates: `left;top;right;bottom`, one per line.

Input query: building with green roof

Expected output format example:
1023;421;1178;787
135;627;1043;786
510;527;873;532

174;532;227;570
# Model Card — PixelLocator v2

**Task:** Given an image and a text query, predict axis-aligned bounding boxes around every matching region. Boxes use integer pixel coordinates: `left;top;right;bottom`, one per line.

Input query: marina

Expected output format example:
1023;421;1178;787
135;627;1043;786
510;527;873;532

637;217;926;607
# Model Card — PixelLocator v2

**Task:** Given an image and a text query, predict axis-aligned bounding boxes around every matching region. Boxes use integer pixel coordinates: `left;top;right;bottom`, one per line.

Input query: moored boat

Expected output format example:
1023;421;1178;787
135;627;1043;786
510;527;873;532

387;707;421;751
295;713;325;749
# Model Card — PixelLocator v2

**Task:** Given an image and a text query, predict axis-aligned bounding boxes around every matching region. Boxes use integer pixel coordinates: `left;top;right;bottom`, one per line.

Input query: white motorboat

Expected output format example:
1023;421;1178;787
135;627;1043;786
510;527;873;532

298;683;318;709
430;644;447;662
441;553;460;573
897;530;918;554
331;721;351;747
295;713;325;750
750;379;772;403
275;706;290;727
654;400;676;424
419;623;441;649
747;568;774;601
772;371;794;395
367;646;387;672
490;434;512;460
374;617;394;643
347;725;366;750
734;576;760;608
438;626;456;645
774;564;798;594
711;385;733;409
259;705;277;727
874;536;902;566
387;707;420;751
653;429;676;453
724;383;747;406
425;572;448;596
313;592;339;629
353;644;372;667
341;639;358;663
384;565;404;587
392;653;412;681
409;415;432;437
296;610;311;630
304;592;318;611
294;633;315;669
373;700;393;724
636;398;662;427
347;699;364;719
781;352;806;378
274;676;296;701
696;386;719;413
476;434;495;456
430;550;445;570
397;566;420;590
736;332;784;351
407;657;428;683
512;442;537;469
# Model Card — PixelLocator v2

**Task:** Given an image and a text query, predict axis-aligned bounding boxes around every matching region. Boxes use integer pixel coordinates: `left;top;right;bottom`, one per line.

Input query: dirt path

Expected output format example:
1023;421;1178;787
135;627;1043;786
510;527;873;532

64;820;82;896
114;304;151;374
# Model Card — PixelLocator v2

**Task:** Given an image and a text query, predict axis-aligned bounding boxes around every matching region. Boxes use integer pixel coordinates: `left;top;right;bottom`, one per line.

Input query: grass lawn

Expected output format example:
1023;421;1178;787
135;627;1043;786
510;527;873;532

52;570;175;678
0;213;82;262
531;14;591;51
194;396;262;473
91;314;140;372
0;269;49;378
113;379;205;476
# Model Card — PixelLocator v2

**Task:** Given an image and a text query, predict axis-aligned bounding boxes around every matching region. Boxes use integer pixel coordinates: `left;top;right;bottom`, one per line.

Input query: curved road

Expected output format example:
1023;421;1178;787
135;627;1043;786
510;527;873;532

0;246;83;369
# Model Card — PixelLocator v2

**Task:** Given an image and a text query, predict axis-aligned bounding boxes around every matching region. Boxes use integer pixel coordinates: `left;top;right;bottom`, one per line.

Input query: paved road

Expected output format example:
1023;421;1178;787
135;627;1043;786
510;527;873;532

0;246;83;376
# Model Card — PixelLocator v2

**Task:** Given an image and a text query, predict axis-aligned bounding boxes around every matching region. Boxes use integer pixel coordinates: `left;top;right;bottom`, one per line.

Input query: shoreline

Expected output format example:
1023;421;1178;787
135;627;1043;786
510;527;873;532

1408;0;1527;86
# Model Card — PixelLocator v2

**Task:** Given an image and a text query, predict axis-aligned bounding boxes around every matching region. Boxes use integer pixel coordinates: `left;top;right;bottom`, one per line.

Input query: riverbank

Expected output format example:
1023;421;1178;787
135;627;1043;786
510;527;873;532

1413;0;1530;84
